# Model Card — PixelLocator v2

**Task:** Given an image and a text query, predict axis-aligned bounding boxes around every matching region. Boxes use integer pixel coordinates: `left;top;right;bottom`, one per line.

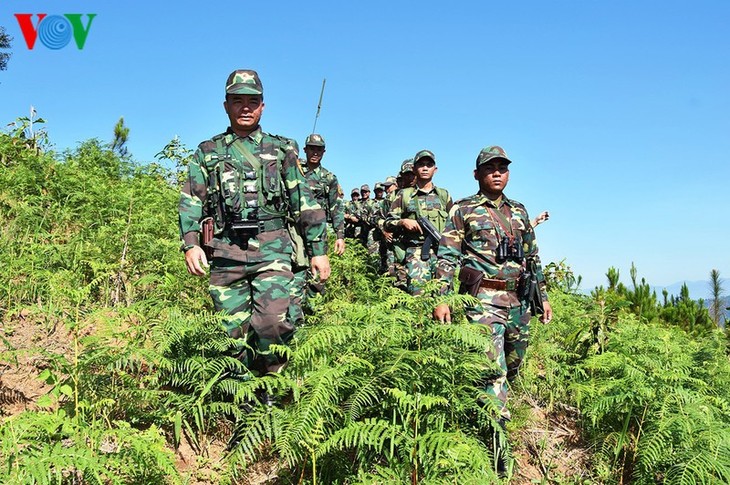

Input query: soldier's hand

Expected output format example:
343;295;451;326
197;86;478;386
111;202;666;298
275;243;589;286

400;219;422;233
382;231;393;243
433;304;451;324
310;255;331;282
184;246;209;276
334;238;346;256
540;302;553;323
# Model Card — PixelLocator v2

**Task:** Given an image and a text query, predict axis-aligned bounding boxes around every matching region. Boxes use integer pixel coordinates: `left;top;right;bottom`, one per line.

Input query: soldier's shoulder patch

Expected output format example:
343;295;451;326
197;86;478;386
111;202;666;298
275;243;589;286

294;156;305;176
198;139;217;153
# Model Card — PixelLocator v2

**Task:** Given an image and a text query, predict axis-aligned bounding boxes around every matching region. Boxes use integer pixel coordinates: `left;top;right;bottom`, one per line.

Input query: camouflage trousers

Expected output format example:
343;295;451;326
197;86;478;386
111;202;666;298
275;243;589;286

466;290;531;420
288;265;325;327
209;257;295;376
404;245;437;295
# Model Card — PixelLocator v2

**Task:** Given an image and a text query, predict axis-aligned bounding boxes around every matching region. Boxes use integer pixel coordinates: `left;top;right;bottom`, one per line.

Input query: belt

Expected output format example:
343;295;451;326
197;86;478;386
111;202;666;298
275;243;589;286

479;278;518;291
229;218;286;234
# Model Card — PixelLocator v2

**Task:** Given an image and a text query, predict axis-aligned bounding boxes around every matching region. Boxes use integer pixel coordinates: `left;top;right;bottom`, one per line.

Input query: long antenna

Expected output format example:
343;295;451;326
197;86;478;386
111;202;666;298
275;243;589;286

312;78;326;133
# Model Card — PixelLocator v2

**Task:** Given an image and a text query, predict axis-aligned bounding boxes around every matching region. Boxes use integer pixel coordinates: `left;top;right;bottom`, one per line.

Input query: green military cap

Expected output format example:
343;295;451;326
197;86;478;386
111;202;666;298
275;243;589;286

351;187;360;195
226;69;263;95
374;182;385;191
400;159;414;174
413;149;436;164
384;176;397;186
360;184;370;192
476;146;512;168
305;133;325;147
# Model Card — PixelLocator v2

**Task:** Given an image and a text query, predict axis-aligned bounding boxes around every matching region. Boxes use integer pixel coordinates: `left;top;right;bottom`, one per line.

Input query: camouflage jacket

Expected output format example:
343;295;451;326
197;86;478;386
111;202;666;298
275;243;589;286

435;192;548;304
384;185;453;244
178;127;327;262
302;164;345;239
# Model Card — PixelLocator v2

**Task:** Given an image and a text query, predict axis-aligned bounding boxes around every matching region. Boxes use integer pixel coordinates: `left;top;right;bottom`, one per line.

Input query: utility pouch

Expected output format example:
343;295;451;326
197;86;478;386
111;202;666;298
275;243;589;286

458;266;484;298
201;217;214;261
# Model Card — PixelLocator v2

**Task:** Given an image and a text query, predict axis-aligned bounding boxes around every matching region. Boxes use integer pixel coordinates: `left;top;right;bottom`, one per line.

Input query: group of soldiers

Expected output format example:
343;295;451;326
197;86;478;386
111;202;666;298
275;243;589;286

178;69;553;467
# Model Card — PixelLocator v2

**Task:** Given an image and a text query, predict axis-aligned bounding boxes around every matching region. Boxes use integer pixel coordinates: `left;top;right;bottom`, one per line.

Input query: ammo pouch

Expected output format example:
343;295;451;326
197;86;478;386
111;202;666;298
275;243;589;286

458;266;484;297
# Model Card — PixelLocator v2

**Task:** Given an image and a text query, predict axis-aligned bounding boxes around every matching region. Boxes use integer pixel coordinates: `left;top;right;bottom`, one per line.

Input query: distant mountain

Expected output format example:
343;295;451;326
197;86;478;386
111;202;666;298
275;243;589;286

652;280;716;300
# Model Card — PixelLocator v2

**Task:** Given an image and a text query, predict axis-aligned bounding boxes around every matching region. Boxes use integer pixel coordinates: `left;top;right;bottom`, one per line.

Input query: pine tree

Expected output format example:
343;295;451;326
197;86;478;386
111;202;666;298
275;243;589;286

709;269;725;328
0;26;11;71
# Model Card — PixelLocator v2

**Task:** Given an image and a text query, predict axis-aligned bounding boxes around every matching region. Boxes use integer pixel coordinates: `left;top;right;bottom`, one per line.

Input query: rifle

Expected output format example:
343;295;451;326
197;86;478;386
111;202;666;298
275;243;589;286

418;217;441;261
519;258;545;316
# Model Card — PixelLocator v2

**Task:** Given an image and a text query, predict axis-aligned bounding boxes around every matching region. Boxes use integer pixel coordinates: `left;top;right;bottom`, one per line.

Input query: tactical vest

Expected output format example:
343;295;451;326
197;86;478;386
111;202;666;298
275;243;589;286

401;186;450;233
307;169;331;222
201;133;289;235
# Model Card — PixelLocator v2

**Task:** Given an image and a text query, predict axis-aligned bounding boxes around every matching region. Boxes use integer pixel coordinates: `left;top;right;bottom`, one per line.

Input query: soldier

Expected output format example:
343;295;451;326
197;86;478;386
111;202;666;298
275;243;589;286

344;188;361;239
357;184;373;247
179;69;330;378
388;160;415;289
289;133;345;326
433;145;553;427
385;150;452;295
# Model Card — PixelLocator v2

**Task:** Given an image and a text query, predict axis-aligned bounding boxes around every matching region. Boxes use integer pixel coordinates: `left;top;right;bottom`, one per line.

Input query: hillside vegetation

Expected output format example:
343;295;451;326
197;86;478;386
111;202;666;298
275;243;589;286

1;122;729;484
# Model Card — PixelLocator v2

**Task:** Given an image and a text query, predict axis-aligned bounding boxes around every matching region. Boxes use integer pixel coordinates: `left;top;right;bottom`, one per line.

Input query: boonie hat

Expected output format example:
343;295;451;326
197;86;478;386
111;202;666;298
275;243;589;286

384;176;397;186
374;182;385;191
351;188;360;195
226;69;263;95
476;146;512;168
305;133;325;147
360;184;370;192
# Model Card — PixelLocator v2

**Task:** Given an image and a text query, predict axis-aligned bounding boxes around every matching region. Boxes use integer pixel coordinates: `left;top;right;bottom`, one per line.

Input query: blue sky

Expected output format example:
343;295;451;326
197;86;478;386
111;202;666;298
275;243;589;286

1;0;729;293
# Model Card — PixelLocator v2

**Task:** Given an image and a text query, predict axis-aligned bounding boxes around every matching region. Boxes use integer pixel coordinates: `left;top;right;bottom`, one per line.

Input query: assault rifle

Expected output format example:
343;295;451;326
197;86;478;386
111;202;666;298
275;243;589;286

418;217;441;261
519;257;545;316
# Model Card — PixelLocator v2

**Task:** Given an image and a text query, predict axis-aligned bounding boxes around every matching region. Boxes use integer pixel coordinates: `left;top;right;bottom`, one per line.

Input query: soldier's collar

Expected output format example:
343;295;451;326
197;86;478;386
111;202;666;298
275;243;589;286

414;183;437;195
224;126;264;145
478;191;511;208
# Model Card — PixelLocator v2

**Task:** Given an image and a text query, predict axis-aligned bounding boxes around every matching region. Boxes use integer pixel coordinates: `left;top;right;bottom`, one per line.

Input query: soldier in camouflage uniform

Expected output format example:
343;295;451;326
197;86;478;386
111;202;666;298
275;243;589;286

344;188;360;239
356;184;373;247
288;133;345;326
433;146;553;421
365;182;386;260
385;151;453;295
179;69;330;376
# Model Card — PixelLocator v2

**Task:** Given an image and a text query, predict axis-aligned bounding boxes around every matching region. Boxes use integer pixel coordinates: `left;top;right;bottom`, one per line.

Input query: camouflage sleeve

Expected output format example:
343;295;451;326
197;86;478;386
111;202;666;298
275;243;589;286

522;211;548;302
178;147;208;247
329;177;345;239
282;149;327;257
384;193;405;232
435;204;464;295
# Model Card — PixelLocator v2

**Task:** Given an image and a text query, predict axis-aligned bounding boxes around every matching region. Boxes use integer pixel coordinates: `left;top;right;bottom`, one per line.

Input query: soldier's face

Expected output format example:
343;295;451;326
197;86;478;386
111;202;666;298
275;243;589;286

475;159;510;195
414;158;437;182
304;145;325;164
401;172;416;188
361;189;370;199
224;94;264;132
351;194;360;201
374;189;384;199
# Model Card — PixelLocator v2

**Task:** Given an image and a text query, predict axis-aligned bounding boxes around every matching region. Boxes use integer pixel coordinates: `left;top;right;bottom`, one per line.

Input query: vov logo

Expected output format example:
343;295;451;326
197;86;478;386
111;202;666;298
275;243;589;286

14;14;96;50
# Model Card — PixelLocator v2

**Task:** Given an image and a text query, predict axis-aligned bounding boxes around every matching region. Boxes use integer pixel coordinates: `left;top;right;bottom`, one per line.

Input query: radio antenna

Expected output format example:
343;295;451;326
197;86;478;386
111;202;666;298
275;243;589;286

312;78;326;133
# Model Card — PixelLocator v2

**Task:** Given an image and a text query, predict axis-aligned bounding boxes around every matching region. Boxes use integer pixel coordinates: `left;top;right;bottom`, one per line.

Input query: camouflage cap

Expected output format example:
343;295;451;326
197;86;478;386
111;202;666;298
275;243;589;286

360;184;371;192
305;133;325;147
384;176;397;186
413;149;436;165
351;187;360;195
400;159;414;174
225;69;263;95
476;146;512;168
374;182;385;191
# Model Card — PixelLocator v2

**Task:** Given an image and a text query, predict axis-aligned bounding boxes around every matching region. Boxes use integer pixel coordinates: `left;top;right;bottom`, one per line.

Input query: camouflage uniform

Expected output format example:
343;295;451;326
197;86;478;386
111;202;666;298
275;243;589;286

356;184;373;247
435;146;548;420
289;134;344;326
385;151;452;295
344;189;361;239
179;70;327;375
